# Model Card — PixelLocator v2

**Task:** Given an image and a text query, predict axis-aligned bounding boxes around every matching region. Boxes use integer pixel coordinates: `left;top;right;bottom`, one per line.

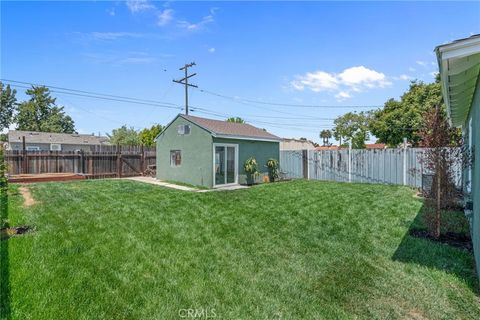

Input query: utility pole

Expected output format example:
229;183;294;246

173;62;197;115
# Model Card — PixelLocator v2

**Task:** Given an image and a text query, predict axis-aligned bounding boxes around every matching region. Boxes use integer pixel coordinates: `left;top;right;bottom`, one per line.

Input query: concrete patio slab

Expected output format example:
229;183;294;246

124;176;250;192
124;176;197;191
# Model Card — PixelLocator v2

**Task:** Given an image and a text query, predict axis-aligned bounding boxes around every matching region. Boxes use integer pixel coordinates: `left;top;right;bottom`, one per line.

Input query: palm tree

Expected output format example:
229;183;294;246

320;129;332;146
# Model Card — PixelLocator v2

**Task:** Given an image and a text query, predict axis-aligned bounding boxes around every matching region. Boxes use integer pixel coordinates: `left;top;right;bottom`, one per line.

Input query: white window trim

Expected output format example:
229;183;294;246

212;143;239;187
177;124;191;136
170;150;182;168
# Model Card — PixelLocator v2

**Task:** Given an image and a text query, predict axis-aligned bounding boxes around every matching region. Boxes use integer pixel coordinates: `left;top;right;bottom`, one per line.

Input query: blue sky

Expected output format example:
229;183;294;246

1;1;479;143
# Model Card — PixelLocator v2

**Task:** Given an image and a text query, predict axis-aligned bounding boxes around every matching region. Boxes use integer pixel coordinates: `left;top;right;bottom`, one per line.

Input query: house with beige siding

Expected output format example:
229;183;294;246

7;130;110;152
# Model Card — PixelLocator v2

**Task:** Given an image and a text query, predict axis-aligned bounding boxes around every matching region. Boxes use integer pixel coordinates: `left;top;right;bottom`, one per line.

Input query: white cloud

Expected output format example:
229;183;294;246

291;65;391;100
338;66;390;88
399;74;412;81
178;14;215;30
107;8;115;16
157;9;174;26
208;47;216;53
291;71;338;92
126;0;155;13
90;32;144;41
82;51;156;65
335;91;351;101
408;67;416;72
416;60;427;67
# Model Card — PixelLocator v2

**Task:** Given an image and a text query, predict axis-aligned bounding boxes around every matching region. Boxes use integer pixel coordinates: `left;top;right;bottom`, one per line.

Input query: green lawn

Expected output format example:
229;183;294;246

1;180;479;319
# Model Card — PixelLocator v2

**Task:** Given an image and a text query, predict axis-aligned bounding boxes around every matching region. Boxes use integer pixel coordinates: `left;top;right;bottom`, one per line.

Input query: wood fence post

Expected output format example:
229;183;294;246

80;150;85;174
55;151;59;173
348;141;352;183
116;144;122;178
302;149;308;179
140;144;145;175
403;137;407;186
22;136;28;174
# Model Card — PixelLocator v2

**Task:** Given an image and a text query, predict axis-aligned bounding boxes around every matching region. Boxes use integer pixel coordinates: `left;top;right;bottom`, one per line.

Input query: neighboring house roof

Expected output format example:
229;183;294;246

280;138;316;150
365;143;386;149
161;114;282;142
436;34;480;126
315;145;344;151
8;130;110;145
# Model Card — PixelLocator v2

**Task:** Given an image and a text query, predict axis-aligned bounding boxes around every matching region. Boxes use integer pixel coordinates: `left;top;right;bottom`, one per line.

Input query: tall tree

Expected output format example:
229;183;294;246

139;124;163;147
16;86;75;133
332;111;370;149
418;106;462;239
226;117;245;123
107;125;140;145
369;78;444;147
0;82;17;131
320;129;332;146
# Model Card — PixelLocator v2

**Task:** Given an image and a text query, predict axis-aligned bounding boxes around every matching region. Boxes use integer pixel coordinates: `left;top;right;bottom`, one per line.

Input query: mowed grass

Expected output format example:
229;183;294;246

1;179;479;319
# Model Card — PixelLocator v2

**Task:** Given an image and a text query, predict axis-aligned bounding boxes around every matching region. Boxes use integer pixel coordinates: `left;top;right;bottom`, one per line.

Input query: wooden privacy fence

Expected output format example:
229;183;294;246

280;147;462;188
4;145;156;178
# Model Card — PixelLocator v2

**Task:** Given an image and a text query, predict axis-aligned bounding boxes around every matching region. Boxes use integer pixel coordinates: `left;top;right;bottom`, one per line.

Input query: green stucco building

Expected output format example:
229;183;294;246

436;34;480;278
156;114;281;188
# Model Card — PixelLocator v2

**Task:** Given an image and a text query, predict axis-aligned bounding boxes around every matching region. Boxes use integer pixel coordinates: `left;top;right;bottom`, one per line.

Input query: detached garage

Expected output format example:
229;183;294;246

156;114;281;188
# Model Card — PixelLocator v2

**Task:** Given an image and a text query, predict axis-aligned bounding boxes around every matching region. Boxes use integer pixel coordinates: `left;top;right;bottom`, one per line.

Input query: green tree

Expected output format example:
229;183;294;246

107;125;140;145
226;117;245;123
0;82;17;131
16;86;75;133
332;111;370;149
139;124;163;147
369;78;444;147
320;129;332;146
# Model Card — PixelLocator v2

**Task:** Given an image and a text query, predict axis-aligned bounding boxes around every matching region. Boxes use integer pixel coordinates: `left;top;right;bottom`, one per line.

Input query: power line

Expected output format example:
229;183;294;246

192;106;335;121
3;82;183;110
1;79;180;107
191;109;335;132
198;88;382;109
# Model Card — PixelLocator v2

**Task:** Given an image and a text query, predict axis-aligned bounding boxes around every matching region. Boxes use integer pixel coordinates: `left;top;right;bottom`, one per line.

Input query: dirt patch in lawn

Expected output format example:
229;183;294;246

410;229;473;252
19;186;36;207
0;225;33;240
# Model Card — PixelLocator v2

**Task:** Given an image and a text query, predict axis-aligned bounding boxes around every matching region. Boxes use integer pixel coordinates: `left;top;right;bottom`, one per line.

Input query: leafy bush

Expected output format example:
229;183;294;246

244;157;258;175
244;157;258;185
266;159;279;182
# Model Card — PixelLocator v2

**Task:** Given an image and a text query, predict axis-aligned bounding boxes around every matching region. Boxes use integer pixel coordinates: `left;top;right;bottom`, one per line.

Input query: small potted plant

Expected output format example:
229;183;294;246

244;157;258;186
266;158;279;182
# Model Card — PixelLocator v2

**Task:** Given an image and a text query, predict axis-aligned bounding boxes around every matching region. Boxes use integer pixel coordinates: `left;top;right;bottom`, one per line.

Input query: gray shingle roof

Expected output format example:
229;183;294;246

182;115;281;141
8;130;110;145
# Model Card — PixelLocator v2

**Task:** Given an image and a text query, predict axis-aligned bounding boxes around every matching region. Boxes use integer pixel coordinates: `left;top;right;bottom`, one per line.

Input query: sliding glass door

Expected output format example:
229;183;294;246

214;144;238;186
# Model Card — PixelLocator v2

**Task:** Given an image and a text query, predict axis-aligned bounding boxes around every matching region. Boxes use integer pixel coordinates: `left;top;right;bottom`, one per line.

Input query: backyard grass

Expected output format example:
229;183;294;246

1;179;479;319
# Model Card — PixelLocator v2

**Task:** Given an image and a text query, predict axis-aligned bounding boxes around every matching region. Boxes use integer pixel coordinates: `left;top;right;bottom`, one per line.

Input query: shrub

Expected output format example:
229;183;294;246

266;159;279;182
244;157;258;185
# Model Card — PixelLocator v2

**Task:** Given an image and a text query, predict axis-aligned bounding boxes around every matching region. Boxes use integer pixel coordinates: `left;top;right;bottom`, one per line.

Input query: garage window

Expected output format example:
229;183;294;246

170;150;182;167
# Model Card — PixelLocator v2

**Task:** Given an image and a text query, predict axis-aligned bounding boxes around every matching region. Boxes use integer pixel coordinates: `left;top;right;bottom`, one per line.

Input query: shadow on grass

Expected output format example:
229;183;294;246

0;183;10;320
392;203;479;293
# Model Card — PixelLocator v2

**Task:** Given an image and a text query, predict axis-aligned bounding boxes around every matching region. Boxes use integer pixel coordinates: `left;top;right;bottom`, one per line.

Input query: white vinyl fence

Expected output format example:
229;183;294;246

280;148;462;188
